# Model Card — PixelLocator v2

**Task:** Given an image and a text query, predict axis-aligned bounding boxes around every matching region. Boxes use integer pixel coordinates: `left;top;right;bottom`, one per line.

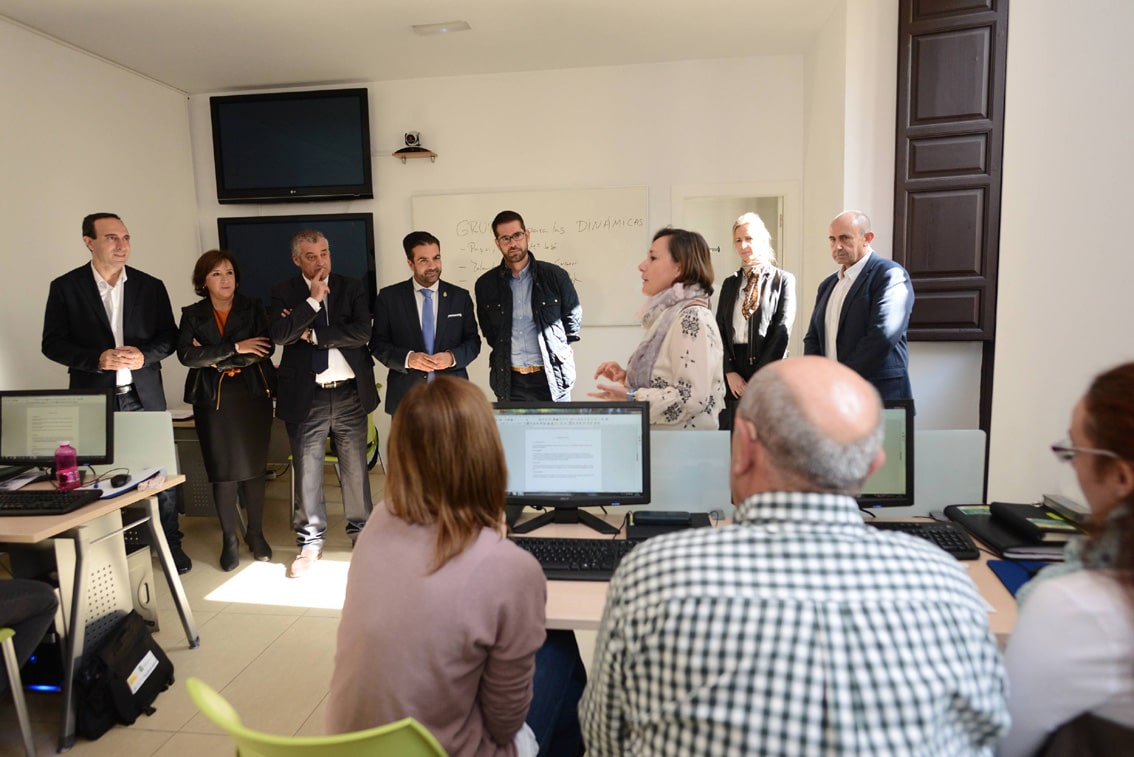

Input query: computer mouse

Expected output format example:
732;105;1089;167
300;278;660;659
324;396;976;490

110;473;132;488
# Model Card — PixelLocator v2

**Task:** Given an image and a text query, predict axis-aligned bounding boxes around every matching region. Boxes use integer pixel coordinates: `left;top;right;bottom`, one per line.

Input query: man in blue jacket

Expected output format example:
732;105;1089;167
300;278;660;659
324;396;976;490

370;231;481;415
803;210;914;401
474;210;582;402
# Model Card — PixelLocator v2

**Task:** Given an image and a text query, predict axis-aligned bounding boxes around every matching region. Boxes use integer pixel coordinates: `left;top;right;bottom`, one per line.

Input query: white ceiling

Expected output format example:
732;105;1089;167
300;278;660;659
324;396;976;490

0;0;839;94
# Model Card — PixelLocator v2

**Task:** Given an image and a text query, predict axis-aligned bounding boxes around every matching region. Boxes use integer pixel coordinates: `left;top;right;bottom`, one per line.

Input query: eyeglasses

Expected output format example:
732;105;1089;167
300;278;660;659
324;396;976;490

496;230;527;244
1050;439;1121;463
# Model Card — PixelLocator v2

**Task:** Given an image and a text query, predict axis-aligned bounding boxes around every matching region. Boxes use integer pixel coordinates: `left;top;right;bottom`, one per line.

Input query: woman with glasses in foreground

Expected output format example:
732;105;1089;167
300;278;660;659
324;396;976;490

999;362;1134;756
327;377;584;757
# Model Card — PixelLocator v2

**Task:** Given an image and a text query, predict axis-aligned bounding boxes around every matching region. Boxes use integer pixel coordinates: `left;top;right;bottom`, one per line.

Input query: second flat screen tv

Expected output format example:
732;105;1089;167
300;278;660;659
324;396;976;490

210;88;373;203
217;213;377;312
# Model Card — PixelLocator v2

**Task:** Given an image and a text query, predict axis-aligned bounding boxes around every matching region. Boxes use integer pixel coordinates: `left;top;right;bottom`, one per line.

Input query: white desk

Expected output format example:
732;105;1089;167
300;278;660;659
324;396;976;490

520;513;1017;641
0;476;199;751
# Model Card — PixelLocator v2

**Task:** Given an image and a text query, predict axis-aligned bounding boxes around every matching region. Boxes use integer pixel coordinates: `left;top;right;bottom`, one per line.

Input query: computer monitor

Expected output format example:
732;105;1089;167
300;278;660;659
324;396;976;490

493;401;651;536
0;389;114;467
857;398;915;509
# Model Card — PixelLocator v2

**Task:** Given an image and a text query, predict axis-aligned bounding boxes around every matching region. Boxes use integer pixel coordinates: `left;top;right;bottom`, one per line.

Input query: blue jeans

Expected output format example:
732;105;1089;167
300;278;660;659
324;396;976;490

527;630;585;757
509;370;553;401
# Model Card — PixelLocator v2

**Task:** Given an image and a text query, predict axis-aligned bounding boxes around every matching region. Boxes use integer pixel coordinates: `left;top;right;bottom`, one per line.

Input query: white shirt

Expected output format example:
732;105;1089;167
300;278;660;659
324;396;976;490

824;249;872;360
999;569;1134;756
303;275;355;384
91;263;132;386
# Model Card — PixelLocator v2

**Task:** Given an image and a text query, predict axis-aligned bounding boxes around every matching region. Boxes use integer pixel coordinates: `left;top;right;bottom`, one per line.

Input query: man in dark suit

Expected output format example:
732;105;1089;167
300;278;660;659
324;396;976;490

42;213;190;572
370;231;481;415
270;229;378;578
803;210;915;401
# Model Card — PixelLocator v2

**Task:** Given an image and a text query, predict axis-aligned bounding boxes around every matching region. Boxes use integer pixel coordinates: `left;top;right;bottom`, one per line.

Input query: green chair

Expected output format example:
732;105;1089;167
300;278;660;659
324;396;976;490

1;627;37;757
186;677;447;756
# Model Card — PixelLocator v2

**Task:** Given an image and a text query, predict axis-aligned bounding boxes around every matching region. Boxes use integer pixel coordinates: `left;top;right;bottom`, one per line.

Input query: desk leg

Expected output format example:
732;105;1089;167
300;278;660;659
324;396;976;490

58;532;87;752
131;496;200;648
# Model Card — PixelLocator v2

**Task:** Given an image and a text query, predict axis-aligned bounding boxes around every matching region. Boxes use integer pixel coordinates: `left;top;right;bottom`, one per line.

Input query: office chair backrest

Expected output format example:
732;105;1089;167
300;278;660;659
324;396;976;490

186;677;447;756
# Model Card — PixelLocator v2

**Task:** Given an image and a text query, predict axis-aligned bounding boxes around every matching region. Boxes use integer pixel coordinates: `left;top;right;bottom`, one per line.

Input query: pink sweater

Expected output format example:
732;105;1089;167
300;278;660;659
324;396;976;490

326;505;546;756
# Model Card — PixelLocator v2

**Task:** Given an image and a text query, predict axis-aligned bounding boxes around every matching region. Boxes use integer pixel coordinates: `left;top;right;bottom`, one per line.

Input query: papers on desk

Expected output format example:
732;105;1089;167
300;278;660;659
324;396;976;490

94;467;163;498
0;470;45;491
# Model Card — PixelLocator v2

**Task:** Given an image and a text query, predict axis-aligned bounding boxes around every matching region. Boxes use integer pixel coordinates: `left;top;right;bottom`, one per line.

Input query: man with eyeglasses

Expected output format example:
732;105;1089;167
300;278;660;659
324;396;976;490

474;210;582;402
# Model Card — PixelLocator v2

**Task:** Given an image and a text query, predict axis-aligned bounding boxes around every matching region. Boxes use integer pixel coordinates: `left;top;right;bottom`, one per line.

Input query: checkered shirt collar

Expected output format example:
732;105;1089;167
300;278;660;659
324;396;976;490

732;490;866;529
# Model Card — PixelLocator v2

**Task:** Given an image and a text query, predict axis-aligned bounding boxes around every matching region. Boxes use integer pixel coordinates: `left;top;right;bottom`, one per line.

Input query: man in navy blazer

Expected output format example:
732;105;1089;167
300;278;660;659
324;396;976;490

370;231;481;415
42;212;190;572
269;229;378;578
803;211;915;401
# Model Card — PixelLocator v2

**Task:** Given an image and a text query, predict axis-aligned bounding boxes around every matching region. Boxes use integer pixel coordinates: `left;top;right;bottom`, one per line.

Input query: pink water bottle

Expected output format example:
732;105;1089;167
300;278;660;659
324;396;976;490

55;441;81;490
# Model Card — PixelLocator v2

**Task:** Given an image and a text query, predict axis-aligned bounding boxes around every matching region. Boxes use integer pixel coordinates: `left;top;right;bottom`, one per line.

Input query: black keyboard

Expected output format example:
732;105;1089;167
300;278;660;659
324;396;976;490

868;520;980;560
0;488;103;516
510;536;639;581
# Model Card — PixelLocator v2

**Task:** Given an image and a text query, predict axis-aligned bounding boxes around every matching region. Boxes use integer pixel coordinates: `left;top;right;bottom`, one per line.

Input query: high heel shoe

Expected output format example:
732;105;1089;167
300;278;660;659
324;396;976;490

220;534;240;572
245;530;273;562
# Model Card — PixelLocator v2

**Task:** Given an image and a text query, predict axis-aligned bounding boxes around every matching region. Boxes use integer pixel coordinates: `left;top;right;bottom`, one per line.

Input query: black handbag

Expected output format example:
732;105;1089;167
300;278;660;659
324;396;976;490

76;610;175;740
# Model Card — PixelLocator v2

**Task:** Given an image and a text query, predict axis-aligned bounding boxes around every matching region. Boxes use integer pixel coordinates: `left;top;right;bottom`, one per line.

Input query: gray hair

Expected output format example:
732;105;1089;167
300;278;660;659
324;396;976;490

290;229;327;259
741;368;884;493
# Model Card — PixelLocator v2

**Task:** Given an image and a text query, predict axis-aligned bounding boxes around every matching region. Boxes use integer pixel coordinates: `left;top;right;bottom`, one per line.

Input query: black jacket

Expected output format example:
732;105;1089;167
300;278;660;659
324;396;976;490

715;267;795;381
42;264;177;410
370;279;481;415
474;253;581;401
177;294;277;408
268;273;379;423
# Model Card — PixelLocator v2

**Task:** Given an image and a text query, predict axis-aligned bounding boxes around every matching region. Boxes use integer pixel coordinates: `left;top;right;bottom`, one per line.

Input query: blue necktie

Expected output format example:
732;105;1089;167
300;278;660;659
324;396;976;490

421;289;435;381
311;298;330;374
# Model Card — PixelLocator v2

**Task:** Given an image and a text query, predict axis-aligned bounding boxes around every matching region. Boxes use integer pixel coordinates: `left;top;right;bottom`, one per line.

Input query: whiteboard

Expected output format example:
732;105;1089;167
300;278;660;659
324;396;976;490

412;187;650;326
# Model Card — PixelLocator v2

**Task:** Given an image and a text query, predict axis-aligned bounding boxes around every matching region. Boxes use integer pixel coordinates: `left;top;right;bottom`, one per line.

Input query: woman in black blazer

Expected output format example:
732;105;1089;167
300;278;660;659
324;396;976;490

715;212;796;430
177;250;277;571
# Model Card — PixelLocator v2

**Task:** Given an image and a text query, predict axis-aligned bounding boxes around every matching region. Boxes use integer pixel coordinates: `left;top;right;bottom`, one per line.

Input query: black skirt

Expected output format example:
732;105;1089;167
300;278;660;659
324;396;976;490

194;375;272;483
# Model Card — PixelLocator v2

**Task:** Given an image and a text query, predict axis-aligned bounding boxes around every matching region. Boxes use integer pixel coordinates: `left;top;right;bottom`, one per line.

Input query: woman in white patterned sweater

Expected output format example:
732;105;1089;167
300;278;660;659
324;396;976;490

591;227;726;429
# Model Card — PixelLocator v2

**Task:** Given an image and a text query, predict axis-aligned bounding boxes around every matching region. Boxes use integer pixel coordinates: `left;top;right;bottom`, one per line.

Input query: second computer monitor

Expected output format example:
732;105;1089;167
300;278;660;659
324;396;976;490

857;398;915;509
493;401;651;535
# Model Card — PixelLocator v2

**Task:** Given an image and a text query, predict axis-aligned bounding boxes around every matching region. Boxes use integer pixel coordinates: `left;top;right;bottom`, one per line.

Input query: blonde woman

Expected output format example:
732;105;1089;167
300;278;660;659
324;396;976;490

714;212;795;430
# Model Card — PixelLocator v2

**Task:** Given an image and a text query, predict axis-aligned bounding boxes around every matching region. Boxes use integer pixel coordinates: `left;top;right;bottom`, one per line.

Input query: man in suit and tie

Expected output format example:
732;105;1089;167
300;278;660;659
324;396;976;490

270;229;379;579
41;212;191;573
803;210;915;401
370;231;481;415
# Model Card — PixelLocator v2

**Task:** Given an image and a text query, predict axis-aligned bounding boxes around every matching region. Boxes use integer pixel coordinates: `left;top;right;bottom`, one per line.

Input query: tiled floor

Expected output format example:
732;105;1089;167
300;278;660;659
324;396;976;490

1;468;596;755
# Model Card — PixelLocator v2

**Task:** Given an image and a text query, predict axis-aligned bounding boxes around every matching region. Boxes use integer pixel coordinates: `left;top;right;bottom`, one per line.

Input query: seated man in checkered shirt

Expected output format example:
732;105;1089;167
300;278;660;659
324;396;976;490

580;356;1009;756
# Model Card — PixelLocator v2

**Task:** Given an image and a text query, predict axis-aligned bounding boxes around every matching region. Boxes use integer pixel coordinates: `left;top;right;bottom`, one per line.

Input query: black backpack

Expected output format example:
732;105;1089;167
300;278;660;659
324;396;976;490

76;611;175;740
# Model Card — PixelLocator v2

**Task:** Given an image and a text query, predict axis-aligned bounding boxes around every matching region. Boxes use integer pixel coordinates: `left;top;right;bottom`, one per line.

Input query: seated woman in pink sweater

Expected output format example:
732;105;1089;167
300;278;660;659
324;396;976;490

327;376;551;756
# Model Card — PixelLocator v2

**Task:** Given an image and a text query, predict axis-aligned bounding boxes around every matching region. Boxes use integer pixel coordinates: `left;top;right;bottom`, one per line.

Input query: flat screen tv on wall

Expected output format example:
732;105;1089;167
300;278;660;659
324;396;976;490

217;213;377;313
210;88;373;203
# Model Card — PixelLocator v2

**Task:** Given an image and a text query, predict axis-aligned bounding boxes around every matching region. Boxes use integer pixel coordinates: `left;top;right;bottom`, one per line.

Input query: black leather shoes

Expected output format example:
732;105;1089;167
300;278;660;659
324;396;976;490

219;535;240;572
170;544;193;574
245;531;273;562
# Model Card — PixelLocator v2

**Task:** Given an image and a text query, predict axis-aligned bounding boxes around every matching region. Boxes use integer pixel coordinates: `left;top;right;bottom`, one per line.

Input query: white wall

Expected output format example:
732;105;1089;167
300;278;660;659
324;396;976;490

2;8;990;452
807;0;981;431
0;19;200;404
187;57;808;442
988;0;1134;502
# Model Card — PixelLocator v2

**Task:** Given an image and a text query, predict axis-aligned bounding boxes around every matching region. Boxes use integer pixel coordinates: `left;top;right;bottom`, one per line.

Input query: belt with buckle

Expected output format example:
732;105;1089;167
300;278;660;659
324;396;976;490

511;365;543;374
114;384;135;395
317;379;352;390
